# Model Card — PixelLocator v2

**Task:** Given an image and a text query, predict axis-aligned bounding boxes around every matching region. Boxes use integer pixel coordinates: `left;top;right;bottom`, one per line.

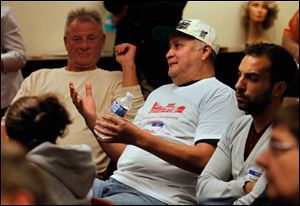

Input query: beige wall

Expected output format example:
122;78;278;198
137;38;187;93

182;1;299;48
5;1;110;56
5;1;299;56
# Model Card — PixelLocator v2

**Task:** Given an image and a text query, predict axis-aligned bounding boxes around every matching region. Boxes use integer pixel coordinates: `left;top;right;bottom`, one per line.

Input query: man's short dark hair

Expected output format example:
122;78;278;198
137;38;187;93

245;43;298;96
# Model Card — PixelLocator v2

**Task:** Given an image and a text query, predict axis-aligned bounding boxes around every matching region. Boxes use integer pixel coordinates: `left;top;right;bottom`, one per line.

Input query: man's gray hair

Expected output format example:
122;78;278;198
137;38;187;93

193;39;218;67
64;7;102;36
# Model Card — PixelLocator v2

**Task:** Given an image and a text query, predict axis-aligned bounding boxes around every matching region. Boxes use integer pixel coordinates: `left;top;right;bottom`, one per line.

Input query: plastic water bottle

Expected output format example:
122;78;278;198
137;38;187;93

94;92;133;140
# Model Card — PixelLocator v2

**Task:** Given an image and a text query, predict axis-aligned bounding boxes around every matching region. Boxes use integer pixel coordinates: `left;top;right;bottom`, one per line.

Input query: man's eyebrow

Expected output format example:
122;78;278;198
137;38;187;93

238;66;271;76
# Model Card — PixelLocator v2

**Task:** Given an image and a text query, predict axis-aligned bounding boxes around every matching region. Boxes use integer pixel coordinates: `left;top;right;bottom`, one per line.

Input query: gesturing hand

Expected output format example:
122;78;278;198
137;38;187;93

69;81;97;128
115;43;137;70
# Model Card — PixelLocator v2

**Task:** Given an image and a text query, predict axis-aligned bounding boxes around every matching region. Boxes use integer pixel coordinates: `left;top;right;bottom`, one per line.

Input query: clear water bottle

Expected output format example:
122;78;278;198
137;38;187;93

94;92;133;140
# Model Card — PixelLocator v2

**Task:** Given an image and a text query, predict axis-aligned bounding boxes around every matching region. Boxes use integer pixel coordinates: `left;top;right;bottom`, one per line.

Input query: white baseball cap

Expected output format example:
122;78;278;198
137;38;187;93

152;19;220;55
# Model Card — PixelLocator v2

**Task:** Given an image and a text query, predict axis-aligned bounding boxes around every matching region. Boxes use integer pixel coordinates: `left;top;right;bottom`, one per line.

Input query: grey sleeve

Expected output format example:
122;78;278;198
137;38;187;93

1;7;26;73
196;126;246;202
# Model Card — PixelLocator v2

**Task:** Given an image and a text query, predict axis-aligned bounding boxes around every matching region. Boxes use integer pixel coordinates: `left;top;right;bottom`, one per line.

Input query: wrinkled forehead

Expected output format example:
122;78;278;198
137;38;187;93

65;18;102;36
69;18;100;28
66;19;103;36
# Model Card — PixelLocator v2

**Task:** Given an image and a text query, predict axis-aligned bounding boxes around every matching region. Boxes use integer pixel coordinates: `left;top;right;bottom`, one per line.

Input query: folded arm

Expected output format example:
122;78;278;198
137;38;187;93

196;138;246;202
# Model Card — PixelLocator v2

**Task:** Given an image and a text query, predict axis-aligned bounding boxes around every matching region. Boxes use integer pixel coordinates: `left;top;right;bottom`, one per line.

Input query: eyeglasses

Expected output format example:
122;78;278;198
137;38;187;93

269;140;298;156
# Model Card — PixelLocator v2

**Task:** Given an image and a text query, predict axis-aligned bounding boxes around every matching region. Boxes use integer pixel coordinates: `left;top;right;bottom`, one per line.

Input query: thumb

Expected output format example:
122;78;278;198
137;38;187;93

85;81;93;97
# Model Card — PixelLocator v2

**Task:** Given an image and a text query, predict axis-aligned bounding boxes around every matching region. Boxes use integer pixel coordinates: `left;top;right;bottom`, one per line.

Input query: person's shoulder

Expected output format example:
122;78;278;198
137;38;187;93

27;142;94;166
292;9;299;20
29;68;65;77
63;144;92;153
22;68;66;85
220;115;251;142
152;83;174;92
212;78;234;90
201;77;229;88
230;115;252;128
1;2;9;10
1;3;11;15
144;83;173;99
200;77;235;95
27;142;56;157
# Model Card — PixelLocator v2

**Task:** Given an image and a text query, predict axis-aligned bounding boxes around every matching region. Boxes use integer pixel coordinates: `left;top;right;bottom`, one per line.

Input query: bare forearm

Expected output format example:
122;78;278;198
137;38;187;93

84;116;126;162
134;131;216;174
96;113;216;173
122;64;139;87
86;117;126;162
97;142;126;163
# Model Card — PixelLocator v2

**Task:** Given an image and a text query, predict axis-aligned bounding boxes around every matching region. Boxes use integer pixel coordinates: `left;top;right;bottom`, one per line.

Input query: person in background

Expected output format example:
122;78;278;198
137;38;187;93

1;140;51;205
1;2;26;118
103;1;187;98
70;19;243;205
5;94;96;204
241;1;278;46
197;43;298;205
253;104;299;205
1;7;144;179
282;10;299;64
281;10;299;105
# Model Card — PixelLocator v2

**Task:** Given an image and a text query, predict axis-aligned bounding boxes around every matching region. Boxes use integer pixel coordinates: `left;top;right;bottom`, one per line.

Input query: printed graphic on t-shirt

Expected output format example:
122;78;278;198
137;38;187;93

149;102;186;113
140;101;187;137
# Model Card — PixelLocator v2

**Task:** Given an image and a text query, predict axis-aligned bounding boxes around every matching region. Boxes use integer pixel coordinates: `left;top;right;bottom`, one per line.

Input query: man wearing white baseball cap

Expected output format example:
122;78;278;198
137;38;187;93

72;19;243;204
152;19;220;55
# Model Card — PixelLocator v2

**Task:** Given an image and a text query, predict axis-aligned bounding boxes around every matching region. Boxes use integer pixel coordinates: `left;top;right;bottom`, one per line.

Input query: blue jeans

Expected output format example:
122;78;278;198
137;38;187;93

197;197;237;205
93;178;167;205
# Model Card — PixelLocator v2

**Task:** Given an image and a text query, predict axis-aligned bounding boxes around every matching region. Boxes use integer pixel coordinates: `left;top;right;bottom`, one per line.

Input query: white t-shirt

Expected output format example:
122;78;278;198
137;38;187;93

112;77;243;205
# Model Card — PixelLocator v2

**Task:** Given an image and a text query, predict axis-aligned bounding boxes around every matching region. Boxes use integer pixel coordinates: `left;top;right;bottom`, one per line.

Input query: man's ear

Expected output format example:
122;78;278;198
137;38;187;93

200;45;212;61
272;81;287;97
